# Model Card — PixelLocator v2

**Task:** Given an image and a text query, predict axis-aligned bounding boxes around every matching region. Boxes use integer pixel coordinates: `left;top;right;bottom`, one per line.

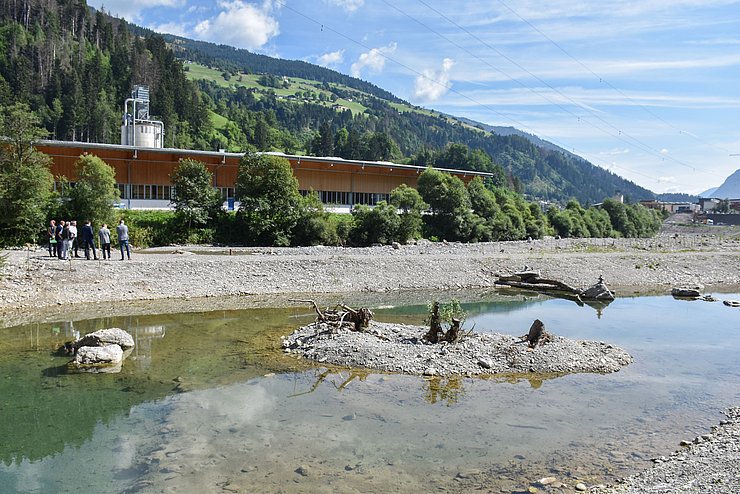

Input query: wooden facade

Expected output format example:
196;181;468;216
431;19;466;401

35;140;491;209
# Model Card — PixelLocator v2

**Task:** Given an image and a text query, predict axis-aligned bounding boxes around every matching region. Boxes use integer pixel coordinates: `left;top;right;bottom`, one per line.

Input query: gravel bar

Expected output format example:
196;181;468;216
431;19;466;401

281;321;632;376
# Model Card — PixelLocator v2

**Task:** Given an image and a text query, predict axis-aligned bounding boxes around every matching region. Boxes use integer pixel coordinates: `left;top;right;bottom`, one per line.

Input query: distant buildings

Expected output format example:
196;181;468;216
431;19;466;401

639;200;700;214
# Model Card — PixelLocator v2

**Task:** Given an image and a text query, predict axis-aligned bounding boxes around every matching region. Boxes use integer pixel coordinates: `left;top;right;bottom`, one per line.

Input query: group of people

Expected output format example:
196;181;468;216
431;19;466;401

47;219;131;261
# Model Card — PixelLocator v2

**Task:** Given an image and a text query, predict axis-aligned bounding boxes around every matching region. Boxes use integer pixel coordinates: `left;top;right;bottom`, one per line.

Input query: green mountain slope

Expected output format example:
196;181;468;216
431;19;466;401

0;0;656;205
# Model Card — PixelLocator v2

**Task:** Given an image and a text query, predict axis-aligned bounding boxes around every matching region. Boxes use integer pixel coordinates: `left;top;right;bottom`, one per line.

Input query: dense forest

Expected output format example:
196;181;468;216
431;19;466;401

0;0;656;205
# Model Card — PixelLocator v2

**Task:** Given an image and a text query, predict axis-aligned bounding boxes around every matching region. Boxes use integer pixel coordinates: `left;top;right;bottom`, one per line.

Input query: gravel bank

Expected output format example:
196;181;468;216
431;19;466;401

282;320;632;376
2;231;739;319
595;407;740;494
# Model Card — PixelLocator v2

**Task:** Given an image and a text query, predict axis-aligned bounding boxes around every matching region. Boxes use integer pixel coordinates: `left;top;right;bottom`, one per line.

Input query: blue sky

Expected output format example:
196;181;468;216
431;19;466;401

88;0;740;195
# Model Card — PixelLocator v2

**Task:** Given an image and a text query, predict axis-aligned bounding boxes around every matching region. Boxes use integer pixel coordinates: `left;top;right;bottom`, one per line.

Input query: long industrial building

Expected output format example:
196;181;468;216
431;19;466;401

36;140;492;211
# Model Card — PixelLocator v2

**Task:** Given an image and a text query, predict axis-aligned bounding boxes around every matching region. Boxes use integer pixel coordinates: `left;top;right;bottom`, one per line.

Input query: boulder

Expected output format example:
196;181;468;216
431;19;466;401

580;281;615;301
64;328;135;374
671;287;701;298
72;344;124;373
74;328;135;350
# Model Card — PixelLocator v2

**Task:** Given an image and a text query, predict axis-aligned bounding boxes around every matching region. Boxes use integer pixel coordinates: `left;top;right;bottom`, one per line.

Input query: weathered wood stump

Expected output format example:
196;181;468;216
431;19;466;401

292;300;374;332
425;301;444;343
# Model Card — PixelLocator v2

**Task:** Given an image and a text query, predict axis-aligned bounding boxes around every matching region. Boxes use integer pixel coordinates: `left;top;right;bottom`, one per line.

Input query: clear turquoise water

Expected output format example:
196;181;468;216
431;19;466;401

1;293;738;493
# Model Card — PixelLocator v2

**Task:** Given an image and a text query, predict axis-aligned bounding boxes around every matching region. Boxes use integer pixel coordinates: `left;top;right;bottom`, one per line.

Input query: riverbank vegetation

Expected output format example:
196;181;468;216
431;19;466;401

0;103;664;249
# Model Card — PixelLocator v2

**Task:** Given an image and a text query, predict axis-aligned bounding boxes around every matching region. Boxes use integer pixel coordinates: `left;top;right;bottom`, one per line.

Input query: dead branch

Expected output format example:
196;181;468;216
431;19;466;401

291;300;373;332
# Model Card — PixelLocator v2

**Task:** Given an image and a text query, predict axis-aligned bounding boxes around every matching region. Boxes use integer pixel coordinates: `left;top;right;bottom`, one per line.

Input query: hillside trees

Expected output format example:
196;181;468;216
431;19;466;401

0;1;211;148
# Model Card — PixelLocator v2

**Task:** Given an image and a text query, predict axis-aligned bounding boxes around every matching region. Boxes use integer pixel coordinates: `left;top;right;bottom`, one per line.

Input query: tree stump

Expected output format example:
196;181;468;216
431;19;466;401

444;318;462;343
526;319;544;348
425;301;444;343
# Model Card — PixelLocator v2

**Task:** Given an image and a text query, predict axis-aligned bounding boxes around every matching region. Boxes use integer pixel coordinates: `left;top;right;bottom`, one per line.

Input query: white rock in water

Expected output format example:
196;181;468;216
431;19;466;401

74;328;135;349
74;344;124;365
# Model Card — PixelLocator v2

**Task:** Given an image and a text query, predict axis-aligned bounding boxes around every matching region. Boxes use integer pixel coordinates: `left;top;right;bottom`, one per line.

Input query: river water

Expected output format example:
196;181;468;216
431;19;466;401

1;292;738;493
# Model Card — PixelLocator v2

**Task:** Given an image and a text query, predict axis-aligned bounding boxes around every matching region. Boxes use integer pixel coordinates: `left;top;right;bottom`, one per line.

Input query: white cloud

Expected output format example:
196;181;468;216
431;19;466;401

600;148;631;156
87;0;184;22
660;148;669;154
325;0;364;13
414;58;455;102
350;42;397;77
194;1;280;50
151;22;189;37
317;50;344;67
658;176;677;183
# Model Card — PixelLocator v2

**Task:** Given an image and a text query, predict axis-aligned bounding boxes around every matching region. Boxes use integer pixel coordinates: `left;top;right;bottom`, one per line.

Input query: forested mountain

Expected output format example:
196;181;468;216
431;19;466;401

0;0;656;205
0;0;212;148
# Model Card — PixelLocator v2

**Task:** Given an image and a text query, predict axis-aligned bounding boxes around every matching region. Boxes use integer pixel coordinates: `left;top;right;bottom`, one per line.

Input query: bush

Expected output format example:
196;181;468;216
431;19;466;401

121;210;177;245
350;202;401;245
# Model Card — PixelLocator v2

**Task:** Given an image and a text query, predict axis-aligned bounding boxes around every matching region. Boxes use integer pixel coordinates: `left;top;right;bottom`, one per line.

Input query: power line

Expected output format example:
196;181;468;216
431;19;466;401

495;0;735;159
274;0;714;191
412;0;727;180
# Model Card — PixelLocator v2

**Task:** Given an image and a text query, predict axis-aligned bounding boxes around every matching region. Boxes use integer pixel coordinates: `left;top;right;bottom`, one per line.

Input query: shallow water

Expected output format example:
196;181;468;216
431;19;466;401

0;292;739;493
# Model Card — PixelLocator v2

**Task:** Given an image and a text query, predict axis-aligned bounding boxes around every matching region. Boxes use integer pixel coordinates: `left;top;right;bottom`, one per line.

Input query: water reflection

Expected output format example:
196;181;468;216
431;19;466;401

0;293;739;493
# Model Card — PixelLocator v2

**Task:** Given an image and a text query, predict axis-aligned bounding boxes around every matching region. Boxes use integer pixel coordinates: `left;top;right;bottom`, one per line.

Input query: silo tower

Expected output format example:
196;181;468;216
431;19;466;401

121;85;165;148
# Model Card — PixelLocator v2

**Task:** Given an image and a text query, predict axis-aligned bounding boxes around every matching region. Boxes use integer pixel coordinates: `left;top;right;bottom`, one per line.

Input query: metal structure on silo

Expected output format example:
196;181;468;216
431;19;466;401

121;85;165;148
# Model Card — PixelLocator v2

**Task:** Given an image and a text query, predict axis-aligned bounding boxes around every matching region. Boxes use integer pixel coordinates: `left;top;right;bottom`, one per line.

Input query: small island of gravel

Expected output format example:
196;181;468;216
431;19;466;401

282;320;632;377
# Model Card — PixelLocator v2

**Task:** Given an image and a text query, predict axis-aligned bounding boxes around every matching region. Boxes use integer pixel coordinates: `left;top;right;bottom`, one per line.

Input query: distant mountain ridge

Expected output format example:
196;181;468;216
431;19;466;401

709;169;740;199
127;24;405;104
454;117;579;157
699;187;719;198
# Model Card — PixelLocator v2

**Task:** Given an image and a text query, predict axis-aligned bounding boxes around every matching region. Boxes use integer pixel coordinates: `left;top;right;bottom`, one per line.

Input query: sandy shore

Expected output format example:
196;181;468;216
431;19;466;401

2;222;739;492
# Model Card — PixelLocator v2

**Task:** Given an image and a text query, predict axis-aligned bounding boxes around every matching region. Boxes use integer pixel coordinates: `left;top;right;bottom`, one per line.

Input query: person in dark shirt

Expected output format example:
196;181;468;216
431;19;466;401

47;219;57;257
55;220;65;259
80;220;98;260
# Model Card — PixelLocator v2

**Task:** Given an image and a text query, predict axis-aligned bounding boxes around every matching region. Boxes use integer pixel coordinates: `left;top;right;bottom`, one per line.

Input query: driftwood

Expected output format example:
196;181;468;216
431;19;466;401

495;270;614;302
291;300;373;332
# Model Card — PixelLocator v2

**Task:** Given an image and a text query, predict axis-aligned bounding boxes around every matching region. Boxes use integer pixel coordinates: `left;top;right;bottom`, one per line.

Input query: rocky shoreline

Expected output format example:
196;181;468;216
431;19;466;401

594;407;740;493
1;225;739;492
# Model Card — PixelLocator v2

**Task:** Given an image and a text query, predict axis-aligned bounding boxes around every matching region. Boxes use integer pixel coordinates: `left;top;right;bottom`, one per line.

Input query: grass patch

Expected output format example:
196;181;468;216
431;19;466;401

210;110;230;130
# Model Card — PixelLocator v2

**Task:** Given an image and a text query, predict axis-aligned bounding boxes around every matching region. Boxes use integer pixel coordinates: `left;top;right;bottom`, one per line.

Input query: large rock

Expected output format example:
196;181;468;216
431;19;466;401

74;344;124;365
671;286;702;298
72;344;124;373
580;281;615;300
67;328;135;374
73;328;135;350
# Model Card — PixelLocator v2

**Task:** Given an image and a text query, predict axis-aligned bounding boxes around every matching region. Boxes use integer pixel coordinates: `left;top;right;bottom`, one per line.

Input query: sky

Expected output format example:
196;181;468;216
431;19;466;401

87;0;740;195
